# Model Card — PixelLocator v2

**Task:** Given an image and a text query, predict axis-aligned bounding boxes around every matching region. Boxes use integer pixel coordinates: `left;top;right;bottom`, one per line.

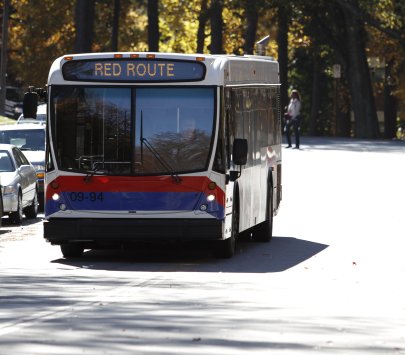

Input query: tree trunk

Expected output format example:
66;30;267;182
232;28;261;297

74;0;95;53
309;52;320;136
210;0;223;54
148;0;159;52
111;0;120;52
383;59;398;139
243;0;259;55
196;0;209;53
277;4;289;114
337;84;352;137
0;0;10;116
341;2;379;138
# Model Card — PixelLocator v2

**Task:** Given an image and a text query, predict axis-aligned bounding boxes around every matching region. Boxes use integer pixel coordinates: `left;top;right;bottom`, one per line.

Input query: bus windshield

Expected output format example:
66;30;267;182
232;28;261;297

50;86;215;175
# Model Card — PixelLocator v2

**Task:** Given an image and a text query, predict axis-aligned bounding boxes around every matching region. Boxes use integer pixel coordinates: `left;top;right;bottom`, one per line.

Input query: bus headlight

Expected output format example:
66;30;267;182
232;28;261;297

199;204;208;211
206;194;215;202
52;193;60;201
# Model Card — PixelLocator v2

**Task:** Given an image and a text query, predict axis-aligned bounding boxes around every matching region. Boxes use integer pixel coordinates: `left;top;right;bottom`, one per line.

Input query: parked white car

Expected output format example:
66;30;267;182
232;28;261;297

0;144;39;224
0;124;45;208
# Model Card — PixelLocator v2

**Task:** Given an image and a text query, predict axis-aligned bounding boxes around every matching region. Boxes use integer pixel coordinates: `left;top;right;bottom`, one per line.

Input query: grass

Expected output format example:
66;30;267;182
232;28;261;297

0;115;17;125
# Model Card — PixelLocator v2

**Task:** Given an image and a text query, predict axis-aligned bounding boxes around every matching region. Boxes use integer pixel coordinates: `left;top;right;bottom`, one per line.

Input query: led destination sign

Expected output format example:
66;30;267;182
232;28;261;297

62;59;206;82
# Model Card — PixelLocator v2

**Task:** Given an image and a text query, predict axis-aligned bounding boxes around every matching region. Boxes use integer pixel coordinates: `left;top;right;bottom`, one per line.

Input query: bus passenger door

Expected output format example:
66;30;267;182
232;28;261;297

224;104;234;240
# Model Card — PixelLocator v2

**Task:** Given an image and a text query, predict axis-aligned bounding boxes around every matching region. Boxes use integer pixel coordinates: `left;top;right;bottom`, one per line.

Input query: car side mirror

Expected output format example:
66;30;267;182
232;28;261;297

23;92;38;119
233;138;248;166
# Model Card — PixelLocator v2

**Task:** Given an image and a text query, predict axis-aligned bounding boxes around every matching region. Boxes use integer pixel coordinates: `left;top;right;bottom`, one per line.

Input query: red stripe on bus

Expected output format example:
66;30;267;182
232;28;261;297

46;175;225;203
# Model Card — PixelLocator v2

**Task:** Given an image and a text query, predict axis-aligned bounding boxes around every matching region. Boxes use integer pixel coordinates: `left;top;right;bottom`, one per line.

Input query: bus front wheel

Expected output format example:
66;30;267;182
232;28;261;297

252;184;273;242
60;244;84;258
214;197;239;258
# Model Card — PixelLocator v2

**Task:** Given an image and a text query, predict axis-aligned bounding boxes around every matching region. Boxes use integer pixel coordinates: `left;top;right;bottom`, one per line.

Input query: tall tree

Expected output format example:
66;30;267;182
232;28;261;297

383;59;398;138
210;0;223;54
334;0;405;137
148;0;159;51
276;2;290;114
297;1;348;136
196;0;209;53
294;0;381;138
111;0;120;51
243;0;259;54
340;1;379;138
308;48;321;136
0;0;10;116
74;0;95;53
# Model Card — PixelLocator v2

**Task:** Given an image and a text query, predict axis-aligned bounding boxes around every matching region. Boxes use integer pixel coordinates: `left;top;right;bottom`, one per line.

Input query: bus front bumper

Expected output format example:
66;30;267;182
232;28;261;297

44;218;223;246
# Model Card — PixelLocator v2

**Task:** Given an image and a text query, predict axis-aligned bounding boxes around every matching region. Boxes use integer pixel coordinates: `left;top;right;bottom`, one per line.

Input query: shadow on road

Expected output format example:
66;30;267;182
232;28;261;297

0;216;44;228
52;236;328;274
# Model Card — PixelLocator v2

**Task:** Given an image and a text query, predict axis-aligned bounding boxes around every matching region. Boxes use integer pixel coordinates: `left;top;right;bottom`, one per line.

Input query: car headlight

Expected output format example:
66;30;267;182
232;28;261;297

4;185;17;195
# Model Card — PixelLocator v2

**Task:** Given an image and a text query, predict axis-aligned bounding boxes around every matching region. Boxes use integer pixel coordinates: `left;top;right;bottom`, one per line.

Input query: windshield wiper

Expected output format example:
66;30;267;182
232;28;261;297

140;111;181;184
84;163;104;183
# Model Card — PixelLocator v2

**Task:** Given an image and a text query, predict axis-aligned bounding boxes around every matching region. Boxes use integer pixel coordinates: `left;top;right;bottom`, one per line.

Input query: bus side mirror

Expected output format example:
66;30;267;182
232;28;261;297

23;92;38;119
233;138;248;166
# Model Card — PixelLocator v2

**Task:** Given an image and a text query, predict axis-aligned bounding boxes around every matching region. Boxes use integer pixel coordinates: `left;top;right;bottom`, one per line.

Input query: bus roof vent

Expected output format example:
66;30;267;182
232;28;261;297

256;35;270;56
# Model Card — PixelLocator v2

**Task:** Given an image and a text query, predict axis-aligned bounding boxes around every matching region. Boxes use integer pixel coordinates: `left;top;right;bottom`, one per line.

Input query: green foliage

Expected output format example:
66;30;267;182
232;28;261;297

159;0;201;53
8;0;76;87
0;115;17;125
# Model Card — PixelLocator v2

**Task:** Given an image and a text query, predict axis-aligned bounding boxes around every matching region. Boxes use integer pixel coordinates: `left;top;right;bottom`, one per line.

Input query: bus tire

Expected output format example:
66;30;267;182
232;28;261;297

61;244;84;258
214;191;239;258
252;182;273;242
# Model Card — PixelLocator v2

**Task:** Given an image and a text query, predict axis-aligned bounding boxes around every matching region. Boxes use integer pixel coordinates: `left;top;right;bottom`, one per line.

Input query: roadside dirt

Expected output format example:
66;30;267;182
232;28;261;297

0;214;44;242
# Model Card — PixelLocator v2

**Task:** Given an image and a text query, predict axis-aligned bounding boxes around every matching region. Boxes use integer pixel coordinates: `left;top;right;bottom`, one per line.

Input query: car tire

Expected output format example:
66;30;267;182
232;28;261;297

10;192;23;225
24;190;38;219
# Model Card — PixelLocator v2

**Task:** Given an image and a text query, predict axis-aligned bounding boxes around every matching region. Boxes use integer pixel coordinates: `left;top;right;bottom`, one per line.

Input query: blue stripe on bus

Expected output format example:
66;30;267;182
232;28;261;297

46;191;224;219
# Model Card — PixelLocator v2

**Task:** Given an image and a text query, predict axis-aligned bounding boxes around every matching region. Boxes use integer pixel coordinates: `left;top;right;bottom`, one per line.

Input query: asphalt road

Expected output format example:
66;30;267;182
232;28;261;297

0;136;404;355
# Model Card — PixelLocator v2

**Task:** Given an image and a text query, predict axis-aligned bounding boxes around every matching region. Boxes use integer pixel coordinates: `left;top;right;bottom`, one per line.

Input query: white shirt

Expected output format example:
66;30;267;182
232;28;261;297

288;98;301;119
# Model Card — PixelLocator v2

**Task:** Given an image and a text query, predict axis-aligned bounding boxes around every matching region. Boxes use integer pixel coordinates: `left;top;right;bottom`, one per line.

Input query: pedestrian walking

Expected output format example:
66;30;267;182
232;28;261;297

285;89;302;149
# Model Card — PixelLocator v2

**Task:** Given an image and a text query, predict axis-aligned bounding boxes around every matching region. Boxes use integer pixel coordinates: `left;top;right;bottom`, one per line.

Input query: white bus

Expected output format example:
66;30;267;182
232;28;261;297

28;52;282;258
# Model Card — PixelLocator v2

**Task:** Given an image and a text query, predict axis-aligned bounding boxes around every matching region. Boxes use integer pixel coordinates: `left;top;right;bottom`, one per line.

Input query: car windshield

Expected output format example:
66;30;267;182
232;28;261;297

0;129;45;151
0;151;14;172
50;86;216;175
